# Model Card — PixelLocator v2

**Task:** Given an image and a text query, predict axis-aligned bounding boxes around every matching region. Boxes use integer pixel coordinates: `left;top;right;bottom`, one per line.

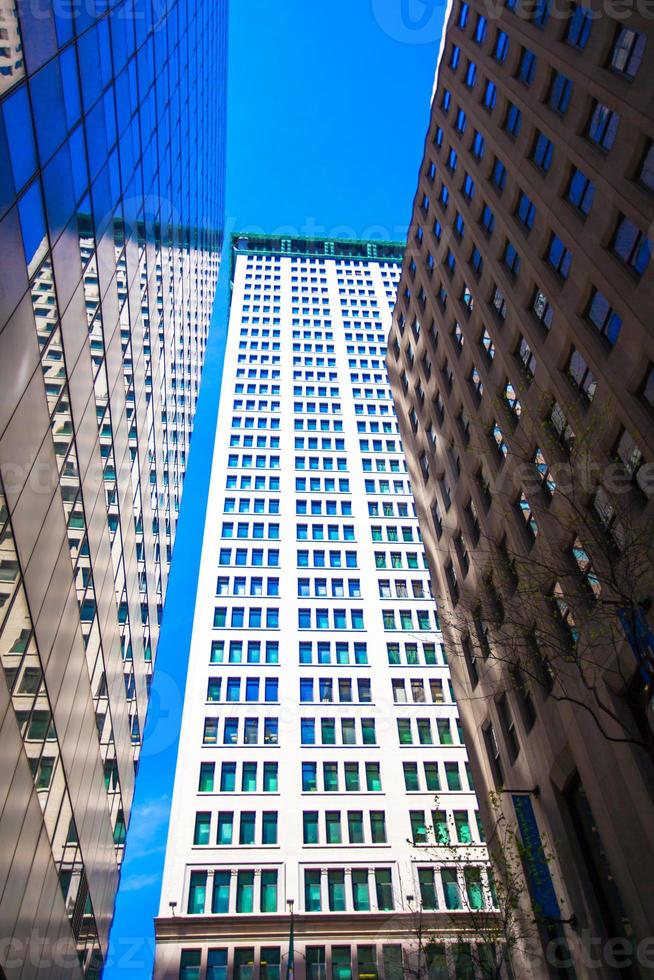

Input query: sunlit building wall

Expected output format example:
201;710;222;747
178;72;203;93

154;235;502;980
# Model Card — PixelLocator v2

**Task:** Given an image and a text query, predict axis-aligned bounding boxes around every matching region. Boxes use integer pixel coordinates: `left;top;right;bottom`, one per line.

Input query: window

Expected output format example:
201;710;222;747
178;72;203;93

199;762;215;793
587;101;619;151
410;811;428;844
532;288;553;330
484;723;504;786
326;811;342;844
516;192;536;230
262;812;278;845
531;131;554;172
609;25;645;77
180;950;201;980
328;872;346;913
480;204;495;235
491;157;506;191
418;868;438;910
188;871;207;914
567;347;596;400
517;47;536;84
494;29;509;62
517;491;538;539
612;215;652;277
546;234;573;278
504;102;522;137
352;870;370;911
586;289;622;345
465;60;477;88
263;762;278;791
474;14;487;42
550;401;575;451
641;363;654;410
483;79;497;111
531;0;549;24
445;761;462;790
615;427;651;497
492;421;508;458
566;167;595;215
220;762;236;792
193;812;211;845
503;240;521;276
566;3;592;48
216;812;233;845
571;536;601;597
547;71;572;115
236;871;255;913
497;693;520;761
376;870;394;911
491;286;507;320
403;762;420;791
518;337;536;380
638;141;654;192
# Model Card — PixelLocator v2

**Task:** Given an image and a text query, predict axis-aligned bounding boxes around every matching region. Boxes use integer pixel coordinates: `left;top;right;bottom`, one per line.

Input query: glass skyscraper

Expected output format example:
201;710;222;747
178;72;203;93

154;236;498;980
0;0;227;973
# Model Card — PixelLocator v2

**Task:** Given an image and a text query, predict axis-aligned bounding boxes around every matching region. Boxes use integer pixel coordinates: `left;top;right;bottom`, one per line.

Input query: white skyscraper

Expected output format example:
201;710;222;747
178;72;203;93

154;236;497;980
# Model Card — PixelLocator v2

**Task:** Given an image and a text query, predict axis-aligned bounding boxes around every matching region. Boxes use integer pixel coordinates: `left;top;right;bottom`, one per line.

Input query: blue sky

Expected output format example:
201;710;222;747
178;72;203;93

105;2;442;975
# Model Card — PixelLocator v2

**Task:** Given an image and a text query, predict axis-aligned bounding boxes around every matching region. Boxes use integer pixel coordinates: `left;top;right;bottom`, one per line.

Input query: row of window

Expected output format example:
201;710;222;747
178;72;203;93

224;498;280;515
293;417;344;432
373;551;428;569
397;716;462;746
295;457;348;471
298;676;371;703
203;717;279;746
297;550;360;569
300;717;378;745
198;760;278;793
298;641;369;665
228;435;280;448
294;437;346;450
295;477;351;493
300;760;382;792
296;524;357;540
216;576;280;597
221;522;280;539
225;475;280;491
298;608;365;630
379;578;431;598
381;608;437;631
298;578;362;598
178;940;492;980
213;608;280;629
193;809;279;846
209;640;280;665
391;676;454;704
371;524;419;542
300;809;388;845
409;807;482;845
231;417;280;431
387;640;446;666
205;677;279;703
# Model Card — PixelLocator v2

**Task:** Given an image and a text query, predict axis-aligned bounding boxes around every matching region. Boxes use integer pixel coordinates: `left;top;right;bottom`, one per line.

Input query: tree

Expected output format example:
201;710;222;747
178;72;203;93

404;793;559;980
431;388;654;762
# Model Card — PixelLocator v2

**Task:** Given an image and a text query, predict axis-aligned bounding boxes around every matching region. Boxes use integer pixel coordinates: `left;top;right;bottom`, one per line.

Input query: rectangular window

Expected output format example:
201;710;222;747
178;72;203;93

351;870;370;911
236;871;255;913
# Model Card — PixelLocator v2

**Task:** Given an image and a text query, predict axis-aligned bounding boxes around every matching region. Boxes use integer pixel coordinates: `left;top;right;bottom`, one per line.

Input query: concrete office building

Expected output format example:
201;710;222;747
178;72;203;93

388;0;654;975
155;235;501;980
0;0;227;973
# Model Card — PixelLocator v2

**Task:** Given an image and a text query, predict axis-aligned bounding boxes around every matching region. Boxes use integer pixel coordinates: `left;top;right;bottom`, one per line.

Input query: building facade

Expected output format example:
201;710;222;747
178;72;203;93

0;0;227;974
388;0;654;976
155;235;502;980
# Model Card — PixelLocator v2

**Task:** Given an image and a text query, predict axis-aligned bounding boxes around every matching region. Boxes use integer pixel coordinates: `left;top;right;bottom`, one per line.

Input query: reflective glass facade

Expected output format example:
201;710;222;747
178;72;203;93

0;0;227;973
